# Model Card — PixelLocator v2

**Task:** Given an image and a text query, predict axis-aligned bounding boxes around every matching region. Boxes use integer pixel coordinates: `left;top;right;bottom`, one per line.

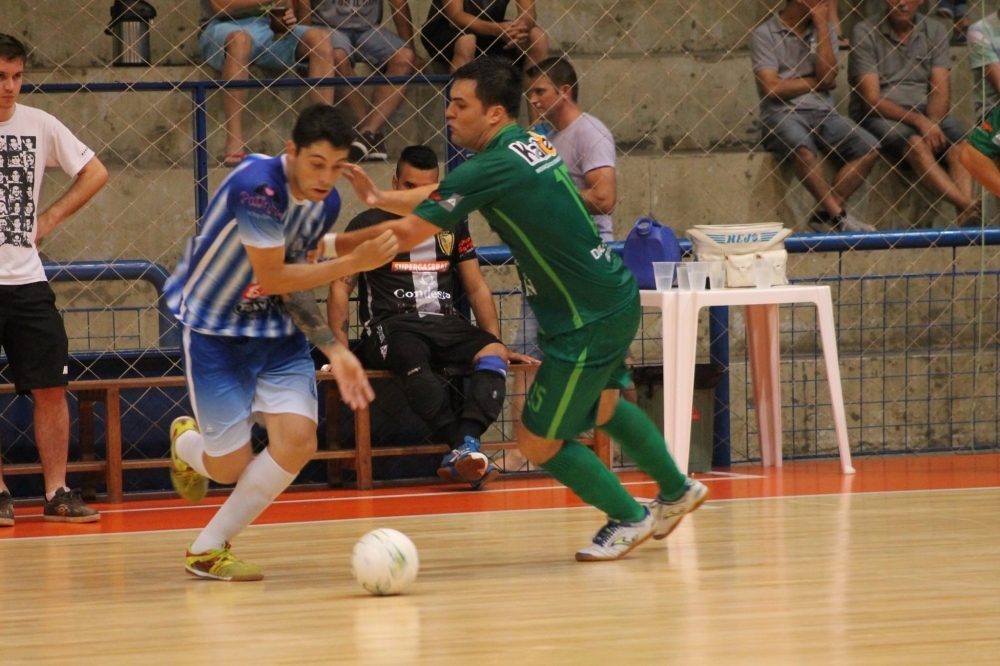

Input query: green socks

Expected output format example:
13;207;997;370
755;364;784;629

599;399;688;502
541;439;646;523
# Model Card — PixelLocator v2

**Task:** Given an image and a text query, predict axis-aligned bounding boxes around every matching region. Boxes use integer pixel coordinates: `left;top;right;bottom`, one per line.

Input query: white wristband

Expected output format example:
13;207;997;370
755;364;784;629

322;233;338;259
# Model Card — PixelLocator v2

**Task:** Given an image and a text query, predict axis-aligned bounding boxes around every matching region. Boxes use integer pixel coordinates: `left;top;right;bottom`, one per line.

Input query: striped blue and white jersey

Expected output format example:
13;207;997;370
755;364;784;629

165;154;341;337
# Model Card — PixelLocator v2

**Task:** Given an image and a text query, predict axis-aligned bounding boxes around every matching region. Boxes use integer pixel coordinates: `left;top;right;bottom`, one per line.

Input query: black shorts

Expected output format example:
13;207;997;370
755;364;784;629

420;18;524;67
0;281;69;394
361;313;501;372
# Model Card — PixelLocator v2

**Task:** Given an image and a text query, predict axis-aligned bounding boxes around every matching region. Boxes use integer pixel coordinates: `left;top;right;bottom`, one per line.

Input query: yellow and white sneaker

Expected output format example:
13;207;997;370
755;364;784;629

185;542;263;582
170;416;208;503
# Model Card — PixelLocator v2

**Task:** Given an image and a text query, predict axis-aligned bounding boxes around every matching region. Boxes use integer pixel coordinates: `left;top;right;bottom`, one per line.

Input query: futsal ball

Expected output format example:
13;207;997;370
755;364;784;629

351;528;419;596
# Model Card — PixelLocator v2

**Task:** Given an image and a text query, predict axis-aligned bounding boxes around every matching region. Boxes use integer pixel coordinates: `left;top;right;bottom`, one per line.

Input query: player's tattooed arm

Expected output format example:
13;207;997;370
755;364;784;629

340;273;359;290
282;290;338;347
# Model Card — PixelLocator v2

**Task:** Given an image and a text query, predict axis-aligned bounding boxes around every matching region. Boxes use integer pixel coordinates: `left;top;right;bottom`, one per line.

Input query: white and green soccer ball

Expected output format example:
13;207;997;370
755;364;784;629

351;528;419;596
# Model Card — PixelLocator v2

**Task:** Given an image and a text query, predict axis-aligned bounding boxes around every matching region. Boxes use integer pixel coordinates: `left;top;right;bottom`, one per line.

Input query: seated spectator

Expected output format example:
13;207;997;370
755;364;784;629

308;0;422;162
420;0;548;74
199;1;336;167
752;0;878;232
849;0;980;227
934;0;969;44
967;9;1000;120
327;145;537;489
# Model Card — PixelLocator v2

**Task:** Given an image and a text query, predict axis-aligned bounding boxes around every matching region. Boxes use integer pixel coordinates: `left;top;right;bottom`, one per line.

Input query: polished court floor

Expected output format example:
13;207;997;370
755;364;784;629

1;454;999;665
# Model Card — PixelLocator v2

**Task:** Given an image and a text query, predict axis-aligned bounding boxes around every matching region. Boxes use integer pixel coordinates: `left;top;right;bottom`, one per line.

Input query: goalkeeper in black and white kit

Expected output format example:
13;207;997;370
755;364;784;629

328;145;537;489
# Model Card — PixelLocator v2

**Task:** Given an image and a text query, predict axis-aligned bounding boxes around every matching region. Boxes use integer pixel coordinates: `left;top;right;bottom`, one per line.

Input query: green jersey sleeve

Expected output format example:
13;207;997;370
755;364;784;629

969;105;1000;159
412;155;507;230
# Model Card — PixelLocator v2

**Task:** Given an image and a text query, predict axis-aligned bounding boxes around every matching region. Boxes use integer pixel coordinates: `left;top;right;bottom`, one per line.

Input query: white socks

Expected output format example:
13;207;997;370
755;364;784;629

175;429;210;477
189;449;296;555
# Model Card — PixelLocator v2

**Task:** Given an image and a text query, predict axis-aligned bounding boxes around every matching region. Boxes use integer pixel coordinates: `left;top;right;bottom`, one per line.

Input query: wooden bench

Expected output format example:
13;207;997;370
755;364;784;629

321;365;612;491
0;365;611;502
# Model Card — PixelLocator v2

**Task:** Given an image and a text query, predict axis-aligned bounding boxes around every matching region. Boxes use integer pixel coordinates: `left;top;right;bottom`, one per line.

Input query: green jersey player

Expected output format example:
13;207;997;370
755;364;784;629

960;105;1000;200
337;57;707;561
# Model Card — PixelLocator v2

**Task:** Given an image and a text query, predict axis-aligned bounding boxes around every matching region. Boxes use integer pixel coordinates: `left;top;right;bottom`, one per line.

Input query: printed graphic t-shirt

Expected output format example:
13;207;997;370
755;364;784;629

0;104;95;284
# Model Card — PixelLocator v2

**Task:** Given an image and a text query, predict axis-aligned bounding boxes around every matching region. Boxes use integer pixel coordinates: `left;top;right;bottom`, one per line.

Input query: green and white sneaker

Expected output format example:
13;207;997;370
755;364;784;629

170;416;208;503
575;507;656;562
649;479;709;540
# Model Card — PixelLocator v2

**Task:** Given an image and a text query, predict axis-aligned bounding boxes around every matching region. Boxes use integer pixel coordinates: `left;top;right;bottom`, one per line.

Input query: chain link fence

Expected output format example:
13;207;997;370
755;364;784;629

4;0;1000;493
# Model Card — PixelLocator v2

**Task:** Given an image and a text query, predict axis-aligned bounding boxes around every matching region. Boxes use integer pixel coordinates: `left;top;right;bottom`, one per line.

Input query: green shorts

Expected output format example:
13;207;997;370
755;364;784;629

522;298;640;441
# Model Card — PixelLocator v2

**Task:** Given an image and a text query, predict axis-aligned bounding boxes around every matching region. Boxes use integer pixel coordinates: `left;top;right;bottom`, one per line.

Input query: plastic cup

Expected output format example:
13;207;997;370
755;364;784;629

687;262;709;291
675;264;690;290
269;4;290;34
708;261;725;290
753;256;772;289
652;262;677;291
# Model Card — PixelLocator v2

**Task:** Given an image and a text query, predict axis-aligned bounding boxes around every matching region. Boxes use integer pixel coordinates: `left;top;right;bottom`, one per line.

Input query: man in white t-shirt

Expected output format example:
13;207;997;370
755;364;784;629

0;34;109;527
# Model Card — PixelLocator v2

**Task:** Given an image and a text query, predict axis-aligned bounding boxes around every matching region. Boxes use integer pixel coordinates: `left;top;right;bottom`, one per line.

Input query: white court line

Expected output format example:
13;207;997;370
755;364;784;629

79;473;759;516
2;484;997;543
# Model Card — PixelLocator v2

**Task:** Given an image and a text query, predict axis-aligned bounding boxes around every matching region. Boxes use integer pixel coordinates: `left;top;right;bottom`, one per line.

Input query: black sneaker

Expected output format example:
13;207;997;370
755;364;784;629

348;133;369;163
43;488;100;523
0;490;13;527
361;130;387;162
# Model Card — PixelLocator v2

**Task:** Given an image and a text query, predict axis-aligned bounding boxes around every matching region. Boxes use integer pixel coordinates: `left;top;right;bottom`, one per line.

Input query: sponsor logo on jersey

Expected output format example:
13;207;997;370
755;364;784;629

982;121;994;132
236;282;274;314
239;190;282;218
509;133;558;166
393;287;452;300
590;242;613;262
391;261;450;273
255;183;278;199
458;237;475;255
242;282;267;299
437;231;455;255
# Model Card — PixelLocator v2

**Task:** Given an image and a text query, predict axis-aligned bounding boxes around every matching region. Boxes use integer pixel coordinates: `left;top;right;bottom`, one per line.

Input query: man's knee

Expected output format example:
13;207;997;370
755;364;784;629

387;47;416;74
332;48;354;72
453;34;476;59
463;355;507;428
302;29;334;59
400;363;454;428
475;342;508;364
515;421;561;464
31;386;65;406
906;135;933;158
792;145;819;166
224;30;253;59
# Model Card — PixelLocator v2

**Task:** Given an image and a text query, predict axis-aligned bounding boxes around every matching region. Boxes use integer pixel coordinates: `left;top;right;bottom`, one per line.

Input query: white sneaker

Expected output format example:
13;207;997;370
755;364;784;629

575;507;656;562
838;212;875;233
649;479;709;540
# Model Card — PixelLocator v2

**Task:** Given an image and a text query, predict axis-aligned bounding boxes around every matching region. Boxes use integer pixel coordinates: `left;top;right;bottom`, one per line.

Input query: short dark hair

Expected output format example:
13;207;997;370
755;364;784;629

396;145;438;176
526;57;579;103
291;104;354;151
452;57;523;119
0;34;27;63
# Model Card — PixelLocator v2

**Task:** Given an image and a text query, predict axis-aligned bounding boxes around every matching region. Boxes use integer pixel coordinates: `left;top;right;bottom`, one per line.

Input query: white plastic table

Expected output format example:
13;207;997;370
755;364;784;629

639;284;855;475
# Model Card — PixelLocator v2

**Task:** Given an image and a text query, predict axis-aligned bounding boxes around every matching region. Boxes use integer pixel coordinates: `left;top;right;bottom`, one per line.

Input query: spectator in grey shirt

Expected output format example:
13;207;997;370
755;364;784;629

308;0;422;162
849;0;980;227
752;0;878;232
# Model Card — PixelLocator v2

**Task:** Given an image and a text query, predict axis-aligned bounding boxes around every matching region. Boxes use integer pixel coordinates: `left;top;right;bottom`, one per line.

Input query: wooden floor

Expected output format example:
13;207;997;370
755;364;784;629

2;454;999;665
